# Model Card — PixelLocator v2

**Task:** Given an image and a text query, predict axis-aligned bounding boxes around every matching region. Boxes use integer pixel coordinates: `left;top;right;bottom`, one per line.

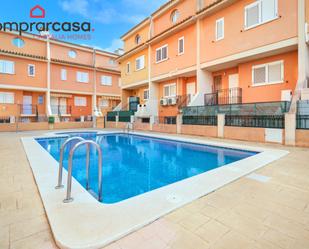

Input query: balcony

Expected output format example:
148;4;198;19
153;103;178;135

19;104;38;117
204;87;242;106
51;105;72;116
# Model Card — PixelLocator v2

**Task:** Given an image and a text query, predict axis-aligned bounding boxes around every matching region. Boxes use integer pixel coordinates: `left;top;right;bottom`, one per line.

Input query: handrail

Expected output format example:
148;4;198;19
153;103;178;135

55;137;85;189
63;140;103;203
124;122;134;133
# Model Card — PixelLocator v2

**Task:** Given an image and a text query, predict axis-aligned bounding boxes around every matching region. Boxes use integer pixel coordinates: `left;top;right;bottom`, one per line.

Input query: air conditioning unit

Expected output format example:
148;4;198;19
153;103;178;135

160;98;168;106
170;97;177;105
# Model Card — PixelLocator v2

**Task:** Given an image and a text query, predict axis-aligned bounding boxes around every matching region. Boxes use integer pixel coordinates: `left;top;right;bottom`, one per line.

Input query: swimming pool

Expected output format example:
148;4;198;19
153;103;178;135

37;133;257;204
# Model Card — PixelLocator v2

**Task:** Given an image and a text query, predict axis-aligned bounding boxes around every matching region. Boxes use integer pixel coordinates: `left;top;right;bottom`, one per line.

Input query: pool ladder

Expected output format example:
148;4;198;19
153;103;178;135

124;122;134;133
55;137;103;203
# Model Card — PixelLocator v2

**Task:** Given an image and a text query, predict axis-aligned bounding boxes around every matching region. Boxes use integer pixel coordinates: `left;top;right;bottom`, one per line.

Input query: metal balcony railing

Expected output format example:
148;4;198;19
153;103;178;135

19;104;38;116
204;87;242;106
51;105;72;116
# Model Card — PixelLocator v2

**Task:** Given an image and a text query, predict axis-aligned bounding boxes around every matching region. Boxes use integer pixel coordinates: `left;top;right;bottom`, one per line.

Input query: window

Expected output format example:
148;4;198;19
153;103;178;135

245;0;278;29
135;55;145;71
0;60;14;74
252;60;284;85
216;18;224;41
135;34;141;45
178;37;184;55
0;92;14;104
68;50;77;58
74;96;87;106
108;59;116;66
12;38;25;48
76;72;89;83
171;9;180;24
126;62;131;74
99;99;109;107
101;75;112;86
163;84;176;97
28;64;35;77
38;96;44;105
61;69;67;81
156;45;168;63
144;89;149;100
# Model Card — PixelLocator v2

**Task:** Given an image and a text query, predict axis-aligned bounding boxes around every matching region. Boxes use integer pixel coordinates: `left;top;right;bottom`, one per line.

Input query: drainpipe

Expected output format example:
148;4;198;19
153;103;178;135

46;34;52;116
92;49;97;116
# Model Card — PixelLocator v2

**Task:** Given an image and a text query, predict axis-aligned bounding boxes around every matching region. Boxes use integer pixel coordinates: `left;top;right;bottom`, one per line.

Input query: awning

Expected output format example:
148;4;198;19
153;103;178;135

51;93;73;98
100;96;121;100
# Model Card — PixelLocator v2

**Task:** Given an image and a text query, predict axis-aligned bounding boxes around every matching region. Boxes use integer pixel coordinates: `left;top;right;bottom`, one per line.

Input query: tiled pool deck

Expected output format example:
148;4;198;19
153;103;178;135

1;129;309;249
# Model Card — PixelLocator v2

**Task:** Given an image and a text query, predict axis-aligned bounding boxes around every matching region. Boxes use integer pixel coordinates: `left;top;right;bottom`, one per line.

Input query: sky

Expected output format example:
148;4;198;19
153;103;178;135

0;0;167;52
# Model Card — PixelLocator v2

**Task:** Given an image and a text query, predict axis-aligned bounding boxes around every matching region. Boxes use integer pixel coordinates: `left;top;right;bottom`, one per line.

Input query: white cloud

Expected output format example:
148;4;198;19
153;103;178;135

59;0;89;17
104;39;124;53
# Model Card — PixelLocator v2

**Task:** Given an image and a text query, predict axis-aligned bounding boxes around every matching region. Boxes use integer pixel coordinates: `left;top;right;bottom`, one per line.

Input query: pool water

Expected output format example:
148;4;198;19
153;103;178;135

37;133;257;204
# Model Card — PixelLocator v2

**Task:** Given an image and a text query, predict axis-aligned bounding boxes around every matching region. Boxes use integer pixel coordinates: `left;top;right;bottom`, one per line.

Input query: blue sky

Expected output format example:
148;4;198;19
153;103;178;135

0;0;166;52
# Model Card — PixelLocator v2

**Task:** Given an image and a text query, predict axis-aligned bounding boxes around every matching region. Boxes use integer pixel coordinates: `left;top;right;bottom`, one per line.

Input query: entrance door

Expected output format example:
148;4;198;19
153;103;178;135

213;75;222;92
59;98;67;115
51;97;58;115
186;82;196;103
228;74;239;89
22;96;32;114
228;74;239;104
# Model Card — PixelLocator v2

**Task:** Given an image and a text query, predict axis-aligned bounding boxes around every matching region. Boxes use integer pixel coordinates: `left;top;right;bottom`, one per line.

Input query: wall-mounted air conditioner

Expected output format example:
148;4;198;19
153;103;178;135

160;98;168;106
170;97;177;105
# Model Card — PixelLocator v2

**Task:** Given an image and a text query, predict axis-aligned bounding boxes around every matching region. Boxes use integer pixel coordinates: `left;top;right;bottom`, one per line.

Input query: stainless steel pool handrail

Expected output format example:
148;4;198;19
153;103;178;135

63;140;103;203
124;122;134;133
55;136;85;189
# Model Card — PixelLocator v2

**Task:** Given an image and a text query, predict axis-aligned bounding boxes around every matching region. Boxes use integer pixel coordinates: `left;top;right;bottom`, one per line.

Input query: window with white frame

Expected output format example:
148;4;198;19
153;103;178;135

126;62;131;74
61;69;67;81
101;75;112;86
0;92;14;104
76;72;89;83
178;37;184;55
156;45;168;63
216;18;224;41
252;60;284;85
28;64;35;77
99;99;109;107
0;60;14;74
245;0;278;29
143;89;149;100
135;55;145;71
74;96;87;106
163;84;176;97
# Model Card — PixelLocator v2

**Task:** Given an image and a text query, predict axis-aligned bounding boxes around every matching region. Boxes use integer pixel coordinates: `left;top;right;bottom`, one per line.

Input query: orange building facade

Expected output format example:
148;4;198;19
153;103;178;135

0;31;121;123
118;0;308;121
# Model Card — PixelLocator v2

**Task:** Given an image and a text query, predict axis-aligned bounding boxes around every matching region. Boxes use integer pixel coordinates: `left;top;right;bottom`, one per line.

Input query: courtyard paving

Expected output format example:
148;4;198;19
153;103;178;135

0;129;309;249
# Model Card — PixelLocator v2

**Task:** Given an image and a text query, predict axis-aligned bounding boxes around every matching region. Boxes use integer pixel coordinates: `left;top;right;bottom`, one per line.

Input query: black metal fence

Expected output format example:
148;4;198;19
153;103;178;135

296;115;309;129
183;116;217;126
155;116;177;125
225;115;285;128
204;87;242;106
107;110;134;122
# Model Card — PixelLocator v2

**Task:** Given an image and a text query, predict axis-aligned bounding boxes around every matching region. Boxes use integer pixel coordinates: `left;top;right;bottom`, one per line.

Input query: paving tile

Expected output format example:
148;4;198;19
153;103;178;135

178;212;210;232
195;219;230;244
210;231;253;249
0;225;10;249
261;228;295;249
9;215;50;242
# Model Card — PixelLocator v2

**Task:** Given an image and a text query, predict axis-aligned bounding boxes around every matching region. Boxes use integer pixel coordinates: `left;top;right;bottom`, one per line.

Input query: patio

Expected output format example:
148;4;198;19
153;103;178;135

0;129;309;249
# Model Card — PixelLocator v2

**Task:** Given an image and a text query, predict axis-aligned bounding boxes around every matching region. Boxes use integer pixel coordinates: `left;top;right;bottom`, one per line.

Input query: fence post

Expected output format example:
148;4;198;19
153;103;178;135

116;115;119;128
130;115;135;123
177;114;182;134
217;114;225;138
150;115;154;131
285;113;296;146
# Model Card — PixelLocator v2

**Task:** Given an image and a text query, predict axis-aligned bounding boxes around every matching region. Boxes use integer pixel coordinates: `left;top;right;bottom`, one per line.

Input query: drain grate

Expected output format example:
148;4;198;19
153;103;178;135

246;173;271;183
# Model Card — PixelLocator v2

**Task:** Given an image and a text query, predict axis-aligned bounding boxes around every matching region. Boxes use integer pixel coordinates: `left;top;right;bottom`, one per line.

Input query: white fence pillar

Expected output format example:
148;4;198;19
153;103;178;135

217;114;225;138
116;115;119;128
177;114;183;134
285;113;296;146
150;116;155;131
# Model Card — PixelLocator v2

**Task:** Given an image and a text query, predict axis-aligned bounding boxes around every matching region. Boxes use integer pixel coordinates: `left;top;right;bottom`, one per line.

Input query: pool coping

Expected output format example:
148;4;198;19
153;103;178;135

21;130;289;249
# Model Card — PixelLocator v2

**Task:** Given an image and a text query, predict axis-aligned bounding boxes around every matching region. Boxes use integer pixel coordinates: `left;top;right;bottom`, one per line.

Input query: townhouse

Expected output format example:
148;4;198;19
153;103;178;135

117;0;309;123
0;31;121;123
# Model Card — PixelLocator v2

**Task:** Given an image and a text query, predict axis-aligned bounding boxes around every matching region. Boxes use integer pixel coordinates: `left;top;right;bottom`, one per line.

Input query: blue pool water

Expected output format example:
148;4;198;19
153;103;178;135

36;133;257;204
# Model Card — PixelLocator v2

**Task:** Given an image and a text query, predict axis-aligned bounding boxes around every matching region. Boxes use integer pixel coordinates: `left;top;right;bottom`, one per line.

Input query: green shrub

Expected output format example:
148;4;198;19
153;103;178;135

48;116;55;124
